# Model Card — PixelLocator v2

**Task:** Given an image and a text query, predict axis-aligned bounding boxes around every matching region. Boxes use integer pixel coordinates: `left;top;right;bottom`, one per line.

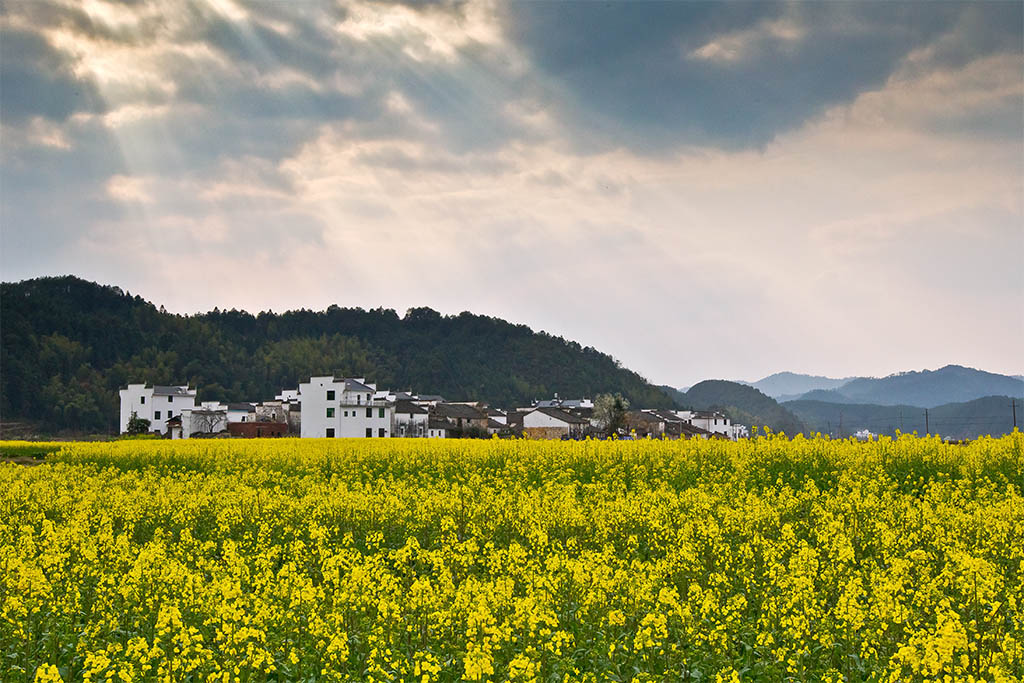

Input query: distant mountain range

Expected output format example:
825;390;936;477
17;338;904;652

785;396;1019;440
666;365;1021;438
742;366;1023;408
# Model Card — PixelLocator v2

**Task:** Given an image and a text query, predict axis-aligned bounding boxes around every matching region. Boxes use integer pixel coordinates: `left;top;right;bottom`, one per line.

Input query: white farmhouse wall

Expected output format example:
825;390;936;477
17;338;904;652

523;410;573;429
119;384;197;435
119;384;152;433
299;376;393;438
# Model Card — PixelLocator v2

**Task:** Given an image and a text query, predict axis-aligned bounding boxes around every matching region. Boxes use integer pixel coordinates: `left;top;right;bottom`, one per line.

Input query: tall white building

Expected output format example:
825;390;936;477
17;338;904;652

119;384;197;434
298;376;394;438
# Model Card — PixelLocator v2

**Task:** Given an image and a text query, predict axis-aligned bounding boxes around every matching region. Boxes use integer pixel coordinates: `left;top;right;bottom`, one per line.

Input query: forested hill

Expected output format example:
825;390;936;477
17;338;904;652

1;276;674;433
677;380;806;435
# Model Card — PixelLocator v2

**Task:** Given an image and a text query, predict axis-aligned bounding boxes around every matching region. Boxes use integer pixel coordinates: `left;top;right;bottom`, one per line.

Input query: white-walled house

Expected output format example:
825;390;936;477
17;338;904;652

393;400;429;437
677;410;742;439
119;384;197;435
298;376;394;438
427;417;449;438
180;408;228;438
226;403;255;423
523;407;589;438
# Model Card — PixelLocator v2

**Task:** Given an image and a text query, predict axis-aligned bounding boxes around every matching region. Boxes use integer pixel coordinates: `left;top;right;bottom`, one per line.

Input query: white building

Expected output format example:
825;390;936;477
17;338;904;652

179;408;228;438
523;407;589;438
675;410;746;440
119;384;197;435
298;376;394;438
393;400;429;437
226;403;255;423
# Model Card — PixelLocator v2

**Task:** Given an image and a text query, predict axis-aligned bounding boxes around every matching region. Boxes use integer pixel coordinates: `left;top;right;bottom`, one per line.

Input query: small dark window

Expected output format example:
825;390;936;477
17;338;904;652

327;390;335;401
154;411;161;419
326;428;335;438
366;407;372;418
378;428;385;438
327;408;335;418
379;407;385;418
168;410;172;418
168;396;172;403
365;427;372;438
344;410;348;417
140;396;145;404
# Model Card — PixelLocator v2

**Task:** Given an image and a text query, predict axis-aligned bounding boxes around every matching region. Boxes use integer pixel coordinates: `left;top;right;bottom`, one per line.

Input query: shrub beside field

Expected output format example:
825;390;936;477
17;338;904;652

1;434;1022;682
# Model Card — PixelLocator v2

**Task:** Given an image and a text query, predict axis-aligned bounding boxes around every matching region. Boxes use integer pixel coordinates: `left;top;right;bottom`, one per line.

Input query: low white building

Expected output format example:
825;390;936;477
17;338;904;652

393;400;429;437
298;376;394;438
523;407;589;438
226;403;255;423
675;410;746;440
119;384;197;435
179;408;228;438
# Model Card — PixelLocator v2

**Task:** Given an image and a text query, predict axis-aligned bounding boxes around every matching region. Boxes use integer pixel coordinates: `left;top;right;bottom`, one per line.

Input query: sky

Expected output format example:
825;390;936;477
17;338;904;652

1;0;1022;388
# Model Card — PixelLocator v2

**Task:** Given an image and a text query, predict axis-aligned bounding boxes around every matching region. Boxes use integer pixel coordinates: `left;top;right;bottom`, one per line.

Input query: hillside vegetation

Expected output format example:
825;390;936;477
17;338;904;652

1;276;673;433
678;380;806;434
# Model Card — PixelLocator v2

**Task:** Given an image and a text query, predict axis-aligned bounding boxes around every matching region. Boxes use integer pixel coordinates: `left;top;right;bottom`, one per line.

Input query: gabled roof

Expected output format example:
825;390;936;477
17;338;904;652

648;409;687;423
341;378;375;393
227;403;255;411
532;407;589;425
679;423;711;436
487;418;505;429
153;385;193;396
434;403;487;419
428;417;451;430
626;411;664;424
416;394;445;402
395;400;428;415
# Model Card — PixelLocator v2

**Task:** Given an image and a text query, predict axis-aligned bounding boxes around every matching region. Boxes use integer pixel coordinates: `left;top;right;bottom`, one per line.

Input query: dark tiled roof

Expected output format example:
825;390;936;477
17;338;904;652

487;419;505;429
227;403;255;411
534;407;589;424
341;378;375;393
395;400;428;415
153;385;193;396
416;394;445;402
434;403;487;420
428;417;451;430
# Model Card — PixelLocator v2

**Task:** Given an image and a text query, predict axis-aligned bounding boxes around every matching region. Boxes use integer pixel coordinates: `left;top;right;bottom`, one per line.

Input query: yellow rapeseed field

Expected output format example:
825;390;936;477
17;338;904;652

1;433;1022;682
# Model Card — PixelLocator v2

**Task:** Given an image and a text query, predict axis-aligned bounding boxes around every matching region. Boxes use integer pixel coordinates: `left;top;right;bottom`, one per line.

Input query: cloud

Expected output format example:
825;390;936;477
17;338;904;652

0;1;1020;384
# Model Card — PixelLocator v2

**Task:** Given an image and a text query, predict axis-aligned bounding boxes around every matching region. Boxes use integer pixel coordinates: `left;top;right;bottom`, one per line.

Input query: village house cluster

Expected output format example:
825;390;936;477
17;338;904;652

119;377;748;441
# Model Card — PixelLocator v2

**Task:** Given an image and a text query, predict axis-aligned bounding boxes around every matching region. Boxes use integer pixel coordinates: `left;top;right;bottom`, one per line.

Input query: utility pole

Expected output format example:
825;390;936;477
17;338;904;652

838;410;843;439
899;409;904;432
925;408;930;436
1012;399;1017;429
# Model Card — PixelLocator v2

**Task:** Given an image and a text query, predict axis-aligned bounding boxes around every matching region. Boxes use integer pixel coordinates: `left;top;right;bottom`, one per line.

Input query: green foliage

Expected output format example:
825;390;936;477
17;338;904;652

593;392;629;435
125;411;151;436
1;276;674;432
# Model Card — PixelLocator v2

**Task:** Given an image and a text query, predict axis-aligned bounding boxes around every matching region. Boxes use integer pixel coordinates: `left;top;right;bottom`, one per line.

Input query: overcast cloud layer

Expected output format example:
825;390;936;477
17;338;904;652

2;0;1021;386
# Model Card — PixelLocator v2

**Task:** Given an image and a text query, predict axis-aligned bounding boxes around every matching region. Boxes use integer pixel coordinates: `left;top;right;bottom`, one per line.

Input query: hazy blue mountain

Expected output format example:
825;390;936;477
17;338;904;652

680;380;805;434
796;389;859;404
744;372;851;399
784;395;1020;440
831;365;1023;408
